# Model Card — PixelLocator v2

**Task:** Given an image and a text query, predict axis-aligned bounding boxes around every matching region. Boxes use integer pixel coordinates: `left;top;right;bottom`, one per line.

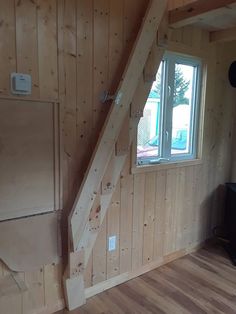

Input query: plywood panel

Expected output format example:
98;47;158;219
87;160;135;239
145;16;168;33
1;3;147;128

0;213;60;272
0;99;59;220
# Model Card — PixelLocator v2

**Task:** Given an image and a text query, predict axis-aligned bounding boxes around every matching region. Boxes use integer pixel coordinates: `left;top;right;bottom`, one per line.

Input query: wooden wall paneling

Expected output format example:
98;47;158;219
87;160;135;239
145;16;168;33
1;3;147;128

184;167;195;248
191;27;203;51
0;294;22;314
123;0;148;51
44;263;64;312
203;50;219;235
92;212;107;285
201;162;212;241
181;26;194;46
2;1;236;312
22;270;45;314
201;50;216;161
153;170;167;260
210;47;230;222
93;0;109;139
106;183;121;279
132;173;145;270
191;164;202;245
0;0;16;96
177;167;188;249
84;254;93;289
170;26;183;43
76;0;93;186
168;0;196;10
142;172;156;264
80;2;168;296
175;167;186;250
69;0;168;253
63;0;77;205
0;267;24;314
187;165;198;246
37;0;58;100
210;26;236;43
193;165;205;243
57;0;68;216
164;168;179;255
108;0;124;93
119;155;133;273
15;0;39;98
88;38;166;284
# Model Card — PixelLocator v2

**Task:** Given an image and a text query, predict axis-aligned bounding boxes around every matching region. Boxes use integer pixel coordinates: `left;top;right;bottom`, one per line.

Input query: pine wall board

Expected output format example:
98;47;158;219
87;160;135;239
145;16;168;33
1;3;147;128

85;27;236;290
168;0;197;10
0;1;236;313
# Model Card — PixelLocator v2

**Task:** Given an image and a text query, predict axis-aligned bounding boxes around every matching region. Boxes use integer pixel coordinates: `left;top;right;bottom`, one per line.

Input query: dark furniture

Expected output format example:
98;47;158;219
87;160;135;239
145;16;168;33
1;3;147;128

225;183;236;265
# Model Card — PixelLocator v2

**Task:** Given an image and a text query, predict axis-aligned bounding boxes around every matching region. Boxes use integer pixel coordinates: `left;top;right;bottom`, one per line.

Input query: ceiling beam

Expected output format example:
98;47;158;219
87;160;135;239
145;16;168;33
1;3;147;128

169;0;236;28
210;26;236;43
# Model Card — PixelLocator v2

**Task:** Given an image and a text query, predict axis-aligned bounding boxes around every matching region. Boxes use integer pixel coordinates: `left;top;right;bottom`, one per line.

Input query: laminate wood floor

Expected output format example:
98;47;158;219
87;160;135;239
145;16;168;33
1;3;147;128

61;243;236;314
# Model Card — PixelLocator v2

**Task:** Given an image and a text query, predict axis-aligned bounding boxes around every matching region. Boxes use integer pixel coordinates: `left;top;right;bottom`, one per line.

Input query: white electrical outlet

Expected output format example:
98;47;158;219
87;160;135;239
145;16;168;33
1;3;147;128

108;236;116;252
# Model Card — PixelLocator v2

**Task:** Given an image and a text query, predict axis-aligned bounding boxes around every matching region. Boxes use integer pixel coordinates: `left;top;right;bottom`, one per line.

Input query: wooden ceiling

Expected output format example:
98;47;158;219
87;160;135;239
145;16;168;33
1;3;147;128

169;0;236;42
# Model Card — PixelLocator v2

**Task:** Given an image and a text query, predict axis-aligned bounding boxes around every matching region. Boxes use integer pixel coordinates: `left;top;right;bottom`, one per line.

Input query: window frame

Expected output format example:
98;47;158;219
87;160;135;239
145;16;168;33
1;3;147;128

136;51;202;167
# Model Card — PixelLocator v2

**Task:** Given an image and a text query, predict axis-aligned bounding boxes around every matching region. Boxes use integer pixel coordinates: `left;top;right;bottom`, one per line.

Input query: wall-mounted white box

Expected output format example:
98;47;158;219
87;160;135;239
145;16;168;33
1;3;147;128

108;235;116;252
11;73;32;95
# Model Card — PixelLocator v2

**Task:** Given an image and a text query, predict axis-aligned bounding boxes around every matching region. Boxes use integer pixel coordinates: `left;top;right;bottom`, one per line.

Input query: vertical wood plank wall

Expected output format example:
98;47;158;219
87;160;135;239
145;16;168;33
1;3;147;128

0;1;236;313
168;0;196;10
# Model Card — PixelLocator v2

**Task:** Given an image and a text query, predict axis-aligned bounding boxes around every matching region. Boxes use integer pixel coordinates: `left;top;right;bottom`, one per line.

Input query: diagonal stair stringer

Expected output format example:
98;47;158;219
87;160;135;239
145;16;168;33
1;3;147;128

64;1;168;310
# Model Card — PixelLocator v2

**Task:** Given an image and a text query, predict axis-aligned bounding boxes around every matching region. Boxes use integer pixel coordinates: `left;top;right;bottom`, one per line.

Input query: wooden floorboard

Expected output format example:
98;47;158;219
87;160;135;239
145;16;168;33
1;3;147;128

59;243;236;313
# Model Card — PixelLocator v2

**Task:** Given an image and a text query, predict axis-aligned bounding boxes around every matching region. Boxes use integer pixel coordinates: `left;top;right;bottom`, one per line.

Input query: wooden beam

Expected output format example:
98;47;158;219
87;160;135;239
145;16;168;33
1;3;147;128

169;0;236;28
69;0;168;252
210;26;236;43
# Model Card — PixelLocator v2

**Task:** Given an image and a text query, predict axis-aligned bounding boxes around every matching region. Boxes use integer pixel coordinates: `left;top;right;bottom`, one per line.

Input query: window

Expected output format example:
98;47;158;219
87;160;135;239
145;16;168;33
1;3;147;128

137;52;201;166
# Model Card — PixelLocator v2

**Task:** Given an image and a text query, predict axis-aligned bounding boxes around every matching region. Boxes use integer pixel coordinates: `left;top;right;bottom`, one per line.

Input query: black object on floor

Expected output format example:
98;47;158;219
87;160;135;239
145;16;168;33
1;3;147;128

224;183;236;266
224;243;236;266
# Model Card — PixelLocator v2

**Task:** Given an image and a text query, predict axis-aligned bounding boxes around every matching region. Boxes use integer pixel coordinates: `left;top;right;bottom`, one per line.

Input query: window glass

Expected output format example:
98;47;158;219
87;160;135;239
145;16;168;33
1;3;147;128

171;63;194;155
136;52;201;166
137;62;163;163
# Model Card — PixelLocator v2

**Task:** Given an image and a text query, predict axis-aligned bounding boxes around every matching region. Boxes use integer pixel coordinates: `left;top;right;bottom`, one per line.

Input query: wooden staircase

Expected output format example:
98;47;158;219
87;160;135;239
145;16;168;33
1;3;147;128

64;0;168;310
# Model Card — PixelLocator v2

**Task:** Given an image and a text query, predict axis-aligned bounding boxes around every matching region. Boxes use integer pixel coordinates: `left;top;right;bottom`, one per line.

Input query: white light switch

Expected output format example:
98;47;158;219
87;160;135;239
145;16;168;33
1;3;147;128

11;73;32;95
108;236;116;251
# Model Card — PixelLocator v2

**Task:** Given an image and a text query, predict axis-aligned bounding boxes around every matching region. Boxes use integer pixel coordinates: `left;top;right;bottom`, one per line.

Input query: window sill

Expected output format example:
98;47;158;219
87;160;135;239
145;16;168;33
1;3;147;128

131;158;203;174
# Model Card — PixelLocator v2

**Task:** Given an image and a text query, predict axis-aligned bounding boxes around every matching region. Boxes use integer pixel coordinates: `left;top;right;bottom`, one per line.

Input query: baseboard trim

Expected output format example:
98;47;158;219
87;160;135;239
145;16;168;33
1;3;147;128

85;240;206;299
